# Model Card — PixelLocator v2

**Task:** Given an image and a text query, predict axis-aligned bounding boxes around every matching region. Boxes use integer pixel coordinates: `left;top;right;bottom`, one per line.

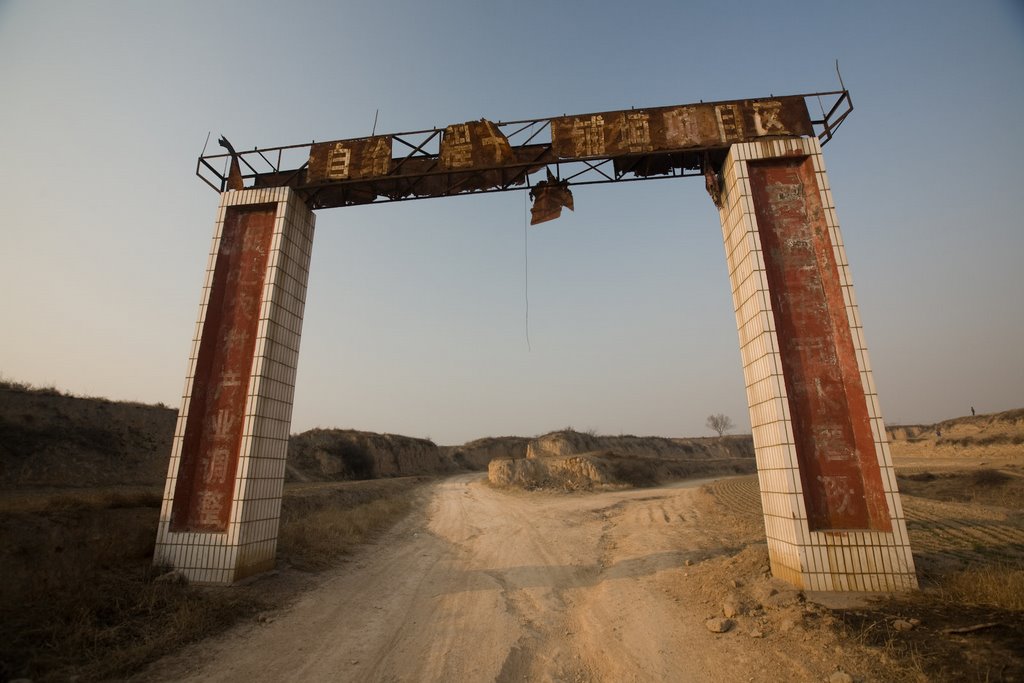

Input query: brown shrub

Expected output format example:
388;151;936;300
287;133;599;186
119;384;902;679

970;468;1013;487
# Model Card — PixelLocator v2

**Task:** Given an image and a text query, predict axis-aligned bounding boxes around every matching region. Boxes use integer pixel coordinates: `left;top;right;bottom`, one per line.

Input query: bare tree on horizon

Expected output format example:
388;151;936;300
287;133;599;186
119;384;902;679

706;413;734;438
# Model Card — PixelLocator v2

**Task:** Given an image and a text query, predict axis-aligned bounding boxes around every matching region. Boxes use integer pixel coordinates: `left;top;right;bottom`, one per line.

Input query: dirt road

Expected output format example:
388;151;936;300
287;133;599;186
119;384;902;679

139;474;825;682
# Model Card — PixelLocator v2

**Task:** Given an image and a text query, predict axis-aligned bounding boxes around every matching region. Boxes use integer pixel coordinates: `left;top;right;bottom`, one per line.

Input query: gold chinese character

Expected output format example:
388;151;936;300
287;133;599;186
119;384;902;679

753;101;788;136
441;124;474;169
327;143;351;179
359;137;391;177
663;108;700;147
715;104;744;142
477;120;512;164
622;112;652;153
571;116;606;157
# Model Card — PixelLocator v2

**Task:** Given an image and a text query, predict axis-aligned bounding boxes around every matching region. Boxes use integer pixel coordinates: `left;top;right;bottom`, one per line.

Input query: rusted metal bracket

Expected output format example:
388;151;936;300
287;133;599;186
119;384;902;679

812;89;853;146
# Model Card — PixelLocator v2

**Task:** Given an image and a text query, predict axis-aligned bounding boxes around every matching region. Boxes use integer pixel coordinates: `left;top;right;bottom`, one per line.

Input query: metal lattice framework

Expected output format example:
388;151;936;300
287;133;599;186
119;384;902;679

196;90;851;210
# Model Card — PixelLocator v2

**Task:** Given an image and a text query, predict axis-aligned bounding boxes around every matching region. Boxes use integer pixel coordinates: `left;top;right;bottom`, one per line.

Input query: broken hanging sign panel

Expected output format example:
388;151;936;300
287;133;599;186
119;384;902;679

529;171;574;225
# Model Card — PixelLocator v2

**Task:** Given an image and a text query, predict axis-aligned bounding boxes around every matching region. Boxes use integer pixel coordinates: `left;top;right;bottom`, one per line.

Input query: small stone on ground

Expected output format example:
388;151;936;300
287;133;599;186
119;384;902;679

705;618;734;633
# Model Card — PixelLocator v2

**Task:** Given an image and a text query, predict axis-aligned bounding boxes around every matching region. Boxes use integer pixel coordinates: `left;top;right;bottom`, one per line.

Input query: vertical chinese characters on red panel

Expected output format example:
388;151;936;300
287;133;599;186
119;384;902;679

170;205;276;532
748;157;890;532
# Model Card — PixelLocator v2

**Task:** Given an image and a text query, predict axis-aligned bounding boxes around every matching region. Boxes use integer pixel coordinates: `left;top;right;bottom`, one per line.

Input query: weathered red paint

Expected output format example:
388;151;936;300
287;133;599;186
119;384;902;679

170;205;276;532
749;157;890;531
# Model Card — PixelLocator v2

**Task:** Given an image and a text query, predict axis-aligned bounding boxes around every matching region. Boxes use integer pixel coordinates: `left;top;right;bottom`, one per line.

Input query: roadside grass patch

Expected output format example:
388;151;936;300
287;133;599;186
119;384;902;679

1;567;266;682
896;467;1024;510
0;478;423;682
935;561;1024;611
279;495;413;569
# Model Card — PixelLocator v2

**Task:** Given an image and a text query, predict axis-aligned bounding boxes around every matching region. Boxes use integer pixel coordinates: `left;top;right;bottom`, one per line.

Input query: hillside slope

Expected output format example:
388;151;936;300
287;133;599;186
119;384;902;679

0;384;176;488
888;409;1024;459
0;383;455;489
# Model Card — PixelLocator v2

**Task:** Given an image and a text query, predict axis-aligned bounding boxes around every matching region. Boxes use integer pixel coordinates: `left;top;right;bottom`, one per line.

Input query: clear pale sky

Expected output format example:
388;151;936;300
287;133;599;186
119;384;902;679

1;1;1022;445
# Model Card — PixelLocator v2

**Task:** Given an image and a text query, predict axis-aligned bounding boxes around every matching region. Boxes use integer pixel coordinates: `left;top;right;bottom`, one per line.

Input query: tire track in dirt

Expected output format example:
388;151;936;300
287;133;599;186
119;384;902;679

703;475;1024;567
140;470;1022;683
706;476;763;518
902;497;1024;565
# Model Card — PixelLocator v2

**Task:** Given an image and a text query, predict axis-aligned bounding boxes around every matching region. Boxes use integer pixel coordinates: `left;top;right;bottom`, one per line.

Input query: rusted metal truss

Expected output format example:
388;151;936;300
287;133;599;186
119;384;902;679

197;90;852;211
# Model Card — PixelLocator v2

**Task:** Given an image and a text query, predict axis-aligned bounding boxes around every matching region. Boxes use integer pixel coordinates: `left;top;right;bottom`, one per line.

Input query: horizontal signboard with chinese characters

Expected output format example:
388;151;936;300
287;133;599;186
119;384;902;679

550;98;813;159
307;136;393;184
302;97;812;187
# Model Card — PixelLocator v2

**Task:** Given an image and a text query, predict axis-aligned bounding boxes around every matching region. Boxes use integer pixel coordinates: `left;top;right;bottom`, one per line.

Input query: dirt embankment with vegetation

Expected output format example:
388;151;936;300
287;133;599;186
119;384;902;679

0;384;177;488
0;383;461;490
488;429;755;490
0;379;443;682
0;381;451;680
441;435;532;470
286;428;454;481
888;408;1024;461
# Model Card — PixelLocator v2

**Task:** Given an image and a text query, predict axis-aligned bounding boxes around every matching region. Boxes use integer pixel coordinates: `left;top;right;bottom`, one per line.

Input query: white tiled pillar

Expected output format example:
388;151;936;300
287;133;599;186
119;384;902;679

154;187;315;585
717;137;917;591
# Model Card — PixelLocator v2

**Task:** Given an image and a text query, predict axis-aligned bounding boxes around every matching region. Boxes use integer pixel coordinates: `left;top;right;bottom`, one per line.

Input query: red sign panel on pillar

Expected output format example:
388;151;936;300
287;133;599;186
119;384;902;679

170;205;276;532
748;157;890;532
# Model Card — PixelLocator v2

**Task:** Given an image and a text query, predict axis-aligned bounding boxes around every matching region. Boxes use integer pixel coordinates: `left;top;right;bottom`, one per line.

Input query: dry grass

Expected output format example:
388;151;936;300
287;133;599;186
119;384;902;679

969;468;1013;487
935;562;1024;611
839;619;928;683
0;487;163;514
896;466;1024;510
0;493;265;682
0;478;424;682
1;568;266;682
44;489;163;512
278;495;413;569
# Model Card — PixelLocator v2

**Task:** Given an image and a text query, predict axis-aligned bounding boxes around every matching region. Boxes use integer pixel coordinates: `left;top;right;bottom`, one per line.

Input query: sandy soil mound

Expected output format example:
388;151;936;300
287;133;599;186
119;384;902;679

488;452;619;490
526;430;754;460
489;430;755;490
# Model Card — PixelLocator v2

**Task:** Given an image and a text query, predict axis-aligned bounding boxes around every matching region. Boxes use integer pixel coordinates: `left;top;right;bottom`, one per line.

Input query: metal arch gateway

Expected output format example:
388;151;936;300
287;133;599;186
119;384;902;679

155;90;918;592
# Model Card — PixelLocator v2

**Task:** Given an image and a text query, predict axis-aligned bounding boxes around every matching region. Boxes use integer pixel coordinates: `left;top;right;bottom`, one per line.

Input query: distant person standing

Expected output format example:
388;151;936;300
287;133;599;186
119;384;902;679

971;406;976;416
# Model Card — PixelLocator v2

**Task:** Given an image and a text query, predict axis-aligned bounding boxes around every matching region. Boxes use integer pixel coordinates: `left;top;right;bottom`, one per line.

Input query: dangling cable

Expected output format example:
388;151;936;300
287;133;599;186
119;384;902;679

524;190;532;352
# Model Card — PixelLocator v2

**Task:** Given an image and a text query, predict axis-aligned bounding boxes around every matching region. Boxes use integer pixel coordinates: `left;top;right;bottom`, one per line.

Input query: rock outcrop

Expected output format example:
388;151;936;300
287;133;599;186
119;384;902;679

443;436;530;470
287;429;454;481
489;430;756;490
488;453;619;491
526;431;754;460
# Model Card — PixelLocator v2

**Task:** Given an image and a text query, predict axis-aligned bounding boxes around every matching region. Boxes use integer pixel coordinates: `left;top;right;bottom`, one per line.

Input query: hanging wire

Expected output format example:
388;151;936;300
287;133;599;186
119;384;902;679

523;189;532;352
